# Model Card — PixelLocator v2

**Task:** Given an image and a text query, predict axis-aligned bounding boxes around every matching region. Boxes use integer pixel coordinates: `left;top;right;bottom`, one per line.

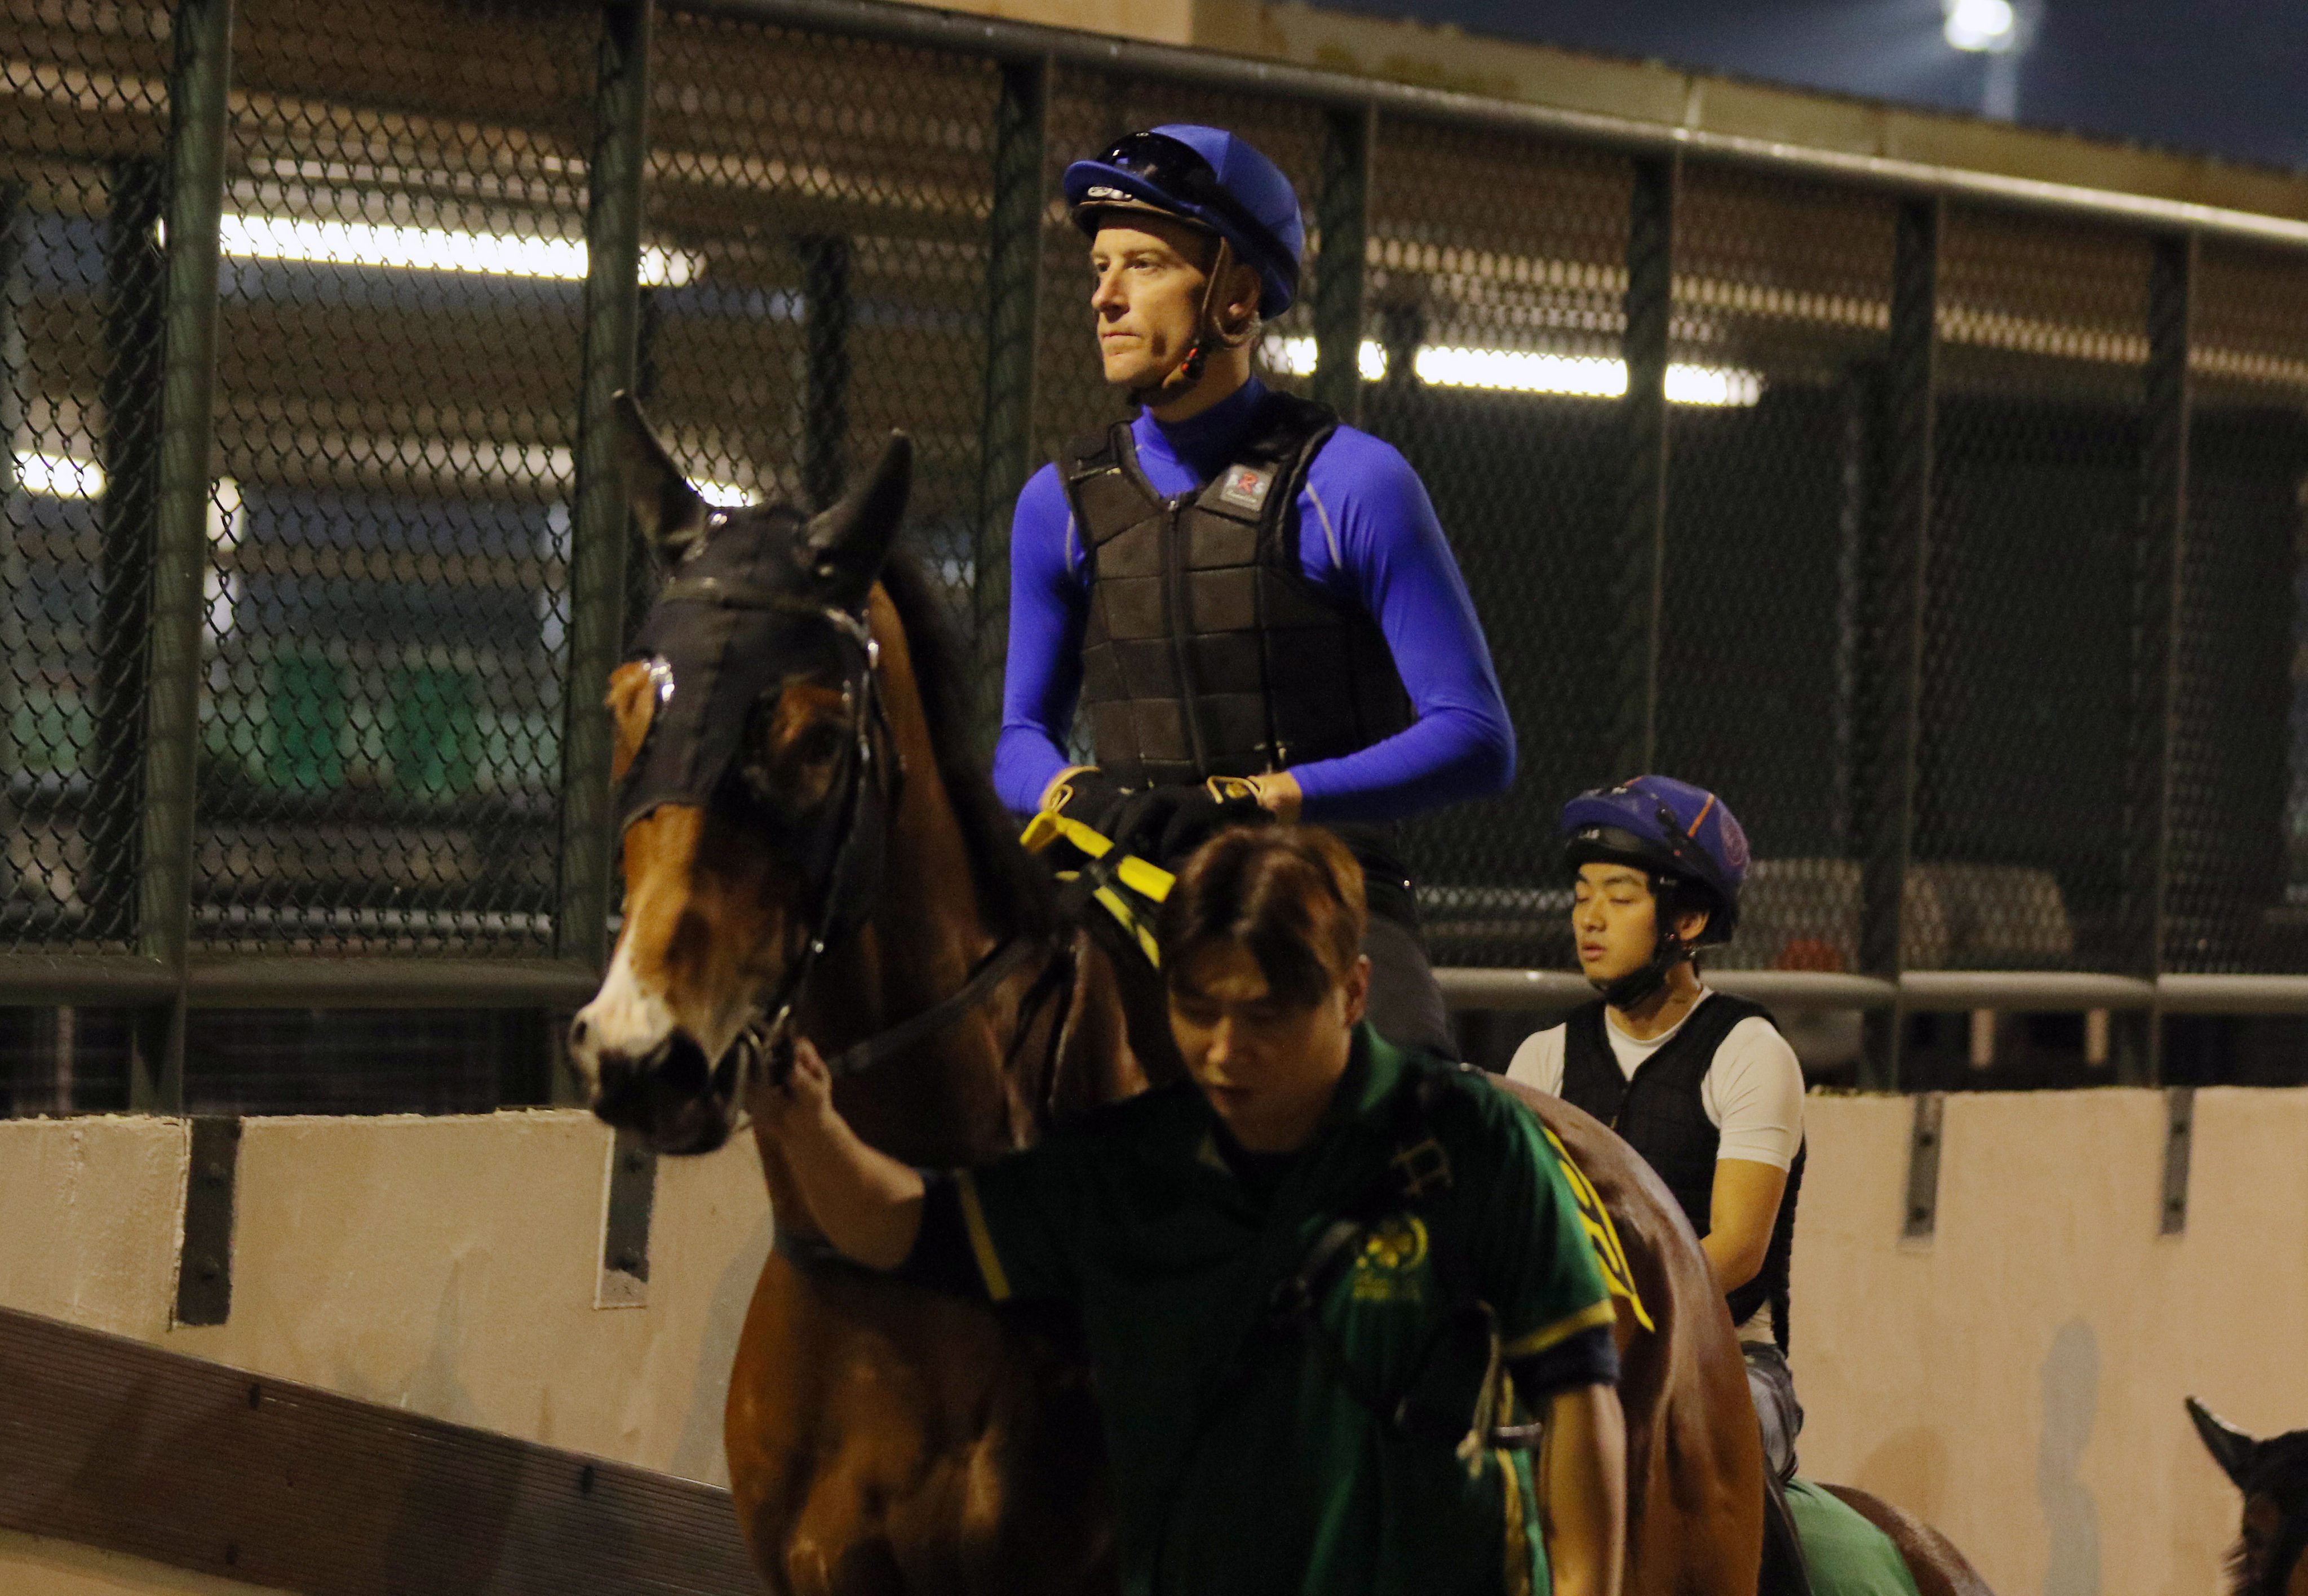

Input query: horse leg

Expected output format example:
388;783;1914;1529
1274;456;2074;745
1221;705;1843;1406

729;1254;1114;1596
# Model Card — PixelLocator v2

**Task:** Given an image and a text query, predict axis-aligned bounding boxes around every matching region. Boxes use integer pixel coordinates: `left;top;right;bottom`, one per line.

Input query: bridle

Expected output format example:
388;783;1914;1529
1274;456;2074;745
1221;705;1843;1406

619;566;1046;1126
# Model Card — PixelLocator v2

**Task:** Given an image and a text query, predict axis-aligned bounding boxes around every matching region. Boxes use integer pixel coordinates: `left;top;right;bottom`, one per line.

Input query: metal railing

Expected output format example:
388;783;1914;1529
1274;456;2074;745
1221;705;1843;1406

6;0;2308;1108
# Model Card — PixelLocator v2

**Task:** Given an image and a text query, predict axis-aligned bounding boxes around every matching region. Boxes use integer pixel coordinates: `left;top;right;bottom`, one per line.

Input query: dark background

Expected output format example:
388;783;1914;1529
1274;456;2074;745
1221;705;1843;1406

1309;0;2308;175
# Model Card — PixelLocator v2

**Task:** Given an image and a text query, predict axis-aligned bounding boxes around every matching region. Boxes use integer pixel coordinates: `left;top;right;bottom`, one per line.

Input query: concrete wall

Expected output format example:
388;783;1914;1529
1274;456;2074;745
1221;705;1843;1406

1793;1088;2308;1596
0;1111;770;1487
1;1093;2301;1594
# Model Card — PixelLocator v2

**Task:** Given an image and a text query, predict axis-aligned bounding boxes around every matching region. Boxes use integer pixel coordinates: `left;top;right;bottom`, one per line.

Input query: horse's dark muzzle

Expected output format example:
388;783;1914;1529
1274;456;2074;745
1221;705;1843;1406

589;1032;736;1156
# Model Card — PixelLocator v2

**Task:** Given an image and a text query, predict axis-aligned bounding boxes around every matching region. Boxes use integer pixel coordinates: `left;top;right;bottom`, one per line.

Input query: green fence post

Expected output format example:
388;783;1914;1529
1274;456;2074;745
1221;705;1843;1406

96;156;166;956
1855;197;1941;1092
559;0;654;1009
799;233;853;512
129;0;233;1113
973;54;1049;753
2121;230;2195;1086
1312;102;1374;426
1611;153;1676;779
0;186;20;776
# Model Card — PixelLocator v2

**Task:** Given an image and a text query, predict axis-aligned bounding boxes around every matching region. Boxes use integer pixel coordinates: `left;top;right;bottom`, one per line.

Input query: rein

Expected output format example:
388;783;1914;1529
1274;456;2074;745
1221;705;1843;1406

642;573;1050;1103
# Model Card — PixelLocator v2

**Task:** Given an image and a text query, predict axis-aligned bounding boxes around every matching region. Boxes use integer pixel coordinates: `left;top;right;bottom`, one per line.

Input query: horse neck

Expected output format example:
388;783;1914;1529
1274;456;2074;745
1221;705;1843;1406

763;587;1021;1196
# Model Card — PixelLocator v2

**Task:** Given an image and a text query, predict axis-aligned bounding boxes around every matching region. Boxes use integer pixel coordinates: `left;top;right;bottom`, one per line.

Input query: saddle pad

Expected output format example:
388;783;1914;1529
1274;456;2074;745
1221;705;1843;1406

1783;1479;1925;1596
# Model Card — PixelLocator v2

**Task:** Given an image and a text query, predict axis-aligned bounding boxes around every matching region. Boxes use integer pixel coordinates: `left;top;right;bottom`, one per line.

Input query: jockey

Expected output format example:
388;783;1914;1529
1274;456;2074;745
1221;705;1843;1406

764;826;1627;1596
995;123;1516;1059
1505;775;1808;1483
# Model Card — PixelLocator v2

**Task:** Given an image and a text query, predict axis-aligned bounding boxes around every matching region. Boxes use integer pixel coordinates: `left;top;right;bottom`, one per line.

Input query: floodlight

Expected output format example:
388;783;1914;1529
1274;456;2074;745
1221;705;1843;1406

1261;336;1761;406
1943;0;2017;52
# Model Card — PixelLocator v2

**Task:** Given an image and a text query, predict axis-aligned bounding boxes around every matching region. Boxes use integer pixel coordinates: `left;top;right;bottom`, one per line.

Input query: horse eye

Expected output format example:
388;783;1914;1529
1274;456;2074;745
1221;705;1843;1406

794;721;844;765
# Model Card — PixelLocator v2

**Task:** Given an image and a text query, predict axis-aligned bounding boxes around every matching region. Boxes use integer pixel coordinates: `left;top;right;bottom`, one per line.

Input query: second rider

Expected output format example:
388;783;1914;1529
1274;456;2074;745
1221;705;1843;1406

995;123;1516;1058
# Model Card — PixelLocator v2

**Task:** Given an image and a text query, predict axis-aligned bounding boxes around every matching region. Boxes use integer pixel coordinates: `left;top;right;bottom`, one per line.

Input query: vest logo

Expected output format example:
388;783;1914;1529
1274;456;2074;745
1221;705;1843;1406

1349;1214;1430;1303
1217;465;1273;511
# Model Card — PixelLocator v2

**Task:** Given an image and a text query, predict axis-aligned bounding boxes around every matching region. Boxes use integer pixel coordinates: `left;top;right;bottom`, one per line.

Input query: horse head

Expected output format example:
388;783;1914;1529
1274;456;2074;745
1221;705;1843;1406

569;396;912;1155
2191;1397;2308;1596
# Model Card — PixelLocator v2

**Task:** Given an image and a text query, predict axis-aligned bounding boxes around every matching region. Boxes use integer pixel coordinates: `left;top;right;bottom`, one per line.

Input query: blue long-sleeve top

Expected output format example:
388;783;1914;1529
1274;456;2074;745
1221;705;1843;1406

994;378;1516;824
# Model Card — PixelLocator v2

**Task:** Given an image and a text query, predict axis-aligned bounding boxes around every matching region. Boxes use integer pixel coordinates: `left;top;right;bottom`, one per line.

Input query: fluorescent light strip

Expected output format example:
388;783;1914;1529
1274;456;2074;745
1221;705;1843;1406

14;453;105;499
16;445;756;510
1262;336;1762;406
215;215;701;286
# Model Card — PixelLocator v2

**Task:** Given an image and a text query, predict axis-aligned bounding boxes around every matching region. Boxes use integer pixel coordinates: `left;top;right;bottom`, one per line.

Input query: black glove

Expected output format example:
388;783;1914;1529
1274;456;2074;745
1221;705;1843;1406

1153;781;1270;862
1043;766;1135;836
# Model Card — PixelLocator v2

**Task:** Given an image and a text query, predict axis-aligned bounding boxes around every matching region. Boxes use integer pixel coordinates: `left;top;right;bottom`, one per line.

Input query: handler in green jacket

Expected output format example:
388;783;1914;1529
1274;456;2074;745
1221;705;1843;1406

761;824;1627;1596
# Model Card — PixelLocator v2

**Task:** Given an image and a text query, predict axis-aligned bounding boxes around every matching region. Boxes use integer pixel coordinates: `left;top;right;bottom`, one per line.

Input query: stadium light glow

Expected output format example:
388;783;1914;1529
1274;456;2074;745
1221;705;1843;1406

1943;0;2017;52
1261;336;1762;406
1261;336;1390;382
13;453;105;498
213;215;702;286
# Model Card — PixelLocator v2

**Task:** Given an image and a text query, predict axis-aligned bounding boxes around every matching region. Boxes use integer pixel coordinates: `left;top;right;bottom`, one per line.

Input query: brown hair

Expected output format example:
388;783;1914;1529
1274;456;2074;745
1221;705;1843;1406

1157;826;1367;1009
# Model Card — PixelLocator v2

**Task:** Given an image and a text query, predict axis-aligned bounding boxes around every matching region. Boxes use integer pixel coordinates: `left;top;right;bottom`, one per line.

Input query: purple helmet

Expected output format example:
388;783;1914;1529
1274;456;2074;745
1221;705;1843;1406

1062;125;1305;318
1559;775;1748;946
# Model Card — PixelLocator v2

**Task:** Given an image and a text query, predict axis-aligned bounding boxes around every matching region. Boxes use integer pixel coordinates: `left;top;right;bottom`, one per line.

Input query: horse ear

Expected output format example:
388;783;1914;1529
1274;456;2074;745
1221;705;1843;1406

614;391;708;560
2189;1397;2261;1488
800;432;911;604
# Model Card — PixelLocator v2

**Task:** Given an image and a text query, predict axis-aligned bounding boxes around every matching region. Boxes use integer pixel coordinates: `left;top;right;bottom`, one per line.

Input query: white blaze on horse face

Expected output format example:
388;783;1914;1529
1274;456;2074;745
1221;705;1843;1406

570;927;676;1090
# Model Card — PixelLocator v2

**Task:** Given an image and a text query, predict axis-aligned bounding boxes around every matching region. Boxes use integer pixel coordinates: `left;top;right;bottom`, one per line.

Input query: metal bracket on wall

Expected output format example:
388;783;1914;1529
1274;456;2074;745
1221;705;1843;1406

2160;1085;2195;1235
173;1116;240;1327
1902;1091;1944;1242
596;1129;657;1309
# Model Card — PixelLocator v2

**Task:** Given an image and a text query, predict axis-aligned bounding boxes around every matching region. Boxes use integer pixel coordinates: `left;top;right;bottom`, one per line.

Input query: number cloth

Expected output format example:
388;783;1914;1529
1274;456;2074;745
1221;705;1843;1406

1782;1480;1926;1596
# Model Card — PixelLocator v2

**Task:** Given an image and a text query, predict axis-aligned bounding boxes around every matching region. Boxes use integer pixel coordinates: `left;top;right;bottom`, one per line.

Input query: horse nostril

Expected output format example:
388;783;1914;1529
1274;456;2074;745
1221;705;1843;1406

569;1016;591;1049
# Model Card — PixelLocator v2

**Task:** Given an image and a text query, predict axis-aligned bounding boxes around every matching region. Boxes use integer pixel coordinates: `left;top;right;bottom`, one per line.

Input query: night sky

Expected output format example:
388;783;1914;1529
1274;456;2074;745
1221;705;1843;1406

1308;0;2308;175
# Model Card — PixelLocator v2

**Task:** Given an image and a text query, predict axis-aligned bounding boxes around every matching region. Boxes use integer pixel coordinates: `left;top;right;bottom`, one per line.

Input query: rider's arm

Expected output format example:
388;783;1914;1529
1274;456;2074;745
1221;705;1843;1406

1702;1160;1789;1294
993;464;1091;814
759;1038;925;1269
1698;1019;1805;1293
764;1039;1082;1300
1280;433;1516;823
1535;1380;1627;1596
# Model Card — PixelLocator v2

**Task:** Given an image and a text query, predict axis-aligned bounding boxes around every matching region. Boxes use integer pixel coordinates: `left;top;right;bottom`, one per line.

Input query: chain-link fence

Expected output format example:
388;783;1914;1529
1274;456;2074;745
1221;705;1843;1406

7;0;2308;1108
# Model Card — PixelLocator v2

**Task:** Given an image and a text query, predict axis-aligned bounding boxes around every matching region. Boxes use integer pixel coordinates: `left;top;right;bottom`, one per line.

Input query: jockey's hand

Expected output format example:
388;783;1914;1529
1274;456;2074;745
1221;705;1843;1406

1042;765;1134;836
763;1036;836;1140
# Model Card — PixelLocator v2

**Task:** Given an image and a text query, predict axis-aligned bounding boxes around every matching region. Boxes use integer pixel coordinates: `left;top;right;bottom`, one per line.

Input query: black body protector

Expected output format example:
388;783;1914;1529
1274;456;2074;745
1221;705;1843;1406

1557;995;1806;1350
1061;390;1419;915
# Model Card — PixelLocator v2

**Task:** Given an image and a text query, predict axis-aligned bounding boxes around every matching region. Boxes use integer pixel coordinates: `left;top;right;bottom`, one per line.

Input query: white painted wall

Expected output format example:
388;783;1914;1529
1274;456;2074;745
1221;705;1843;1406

1793;1088;2308;1596
2;1092;2300;1595
0;1111;770;1486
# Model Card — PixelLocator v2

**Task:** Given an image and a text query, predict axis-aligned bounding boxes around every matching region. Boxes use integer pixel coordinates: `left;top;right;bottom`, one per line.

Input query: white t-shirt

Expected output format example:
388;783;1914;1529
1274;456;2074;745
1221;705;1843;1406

1506;991;1804;1341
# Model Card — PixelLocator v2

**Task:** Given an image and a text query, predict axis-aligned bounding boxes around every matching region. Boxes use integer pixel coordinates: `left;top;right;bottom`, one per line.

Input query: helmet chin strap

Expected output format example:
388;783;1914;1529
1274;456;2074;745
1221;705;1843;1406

1129;236;1243;411
1593;875;1694;1010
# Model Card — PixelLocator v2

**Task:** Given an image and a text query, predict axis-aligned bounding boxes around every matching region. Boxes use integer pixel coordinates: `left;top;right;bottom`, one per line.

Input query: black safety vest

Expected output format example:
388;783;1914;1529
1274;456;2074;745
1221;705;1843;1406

1060;391;1415;790
1556;995;1805;1349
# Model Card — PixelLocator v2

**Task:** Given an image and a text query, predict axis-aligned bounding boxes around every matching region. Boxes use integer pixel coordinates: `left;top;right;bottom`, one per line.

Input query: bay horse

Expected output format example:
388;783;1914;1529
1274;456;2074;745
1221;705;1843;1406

566;395;1976;1596
2191;1398;2308;1596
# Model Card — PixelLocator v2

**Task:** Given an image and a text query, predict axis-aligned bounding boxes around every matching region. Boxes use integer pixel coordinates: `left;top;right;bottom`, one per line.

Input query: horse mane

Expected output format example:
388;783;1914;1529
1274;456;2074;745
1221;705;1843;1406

878;546;1057;941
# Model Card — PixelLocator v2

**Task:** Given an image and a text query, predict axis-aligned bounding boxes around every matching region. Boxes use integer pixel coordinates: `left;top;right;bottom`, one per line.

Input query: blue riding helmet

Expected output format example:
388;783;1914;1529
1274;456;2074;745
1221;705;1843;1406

1062;125;1305;318
1560;775;1748;947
